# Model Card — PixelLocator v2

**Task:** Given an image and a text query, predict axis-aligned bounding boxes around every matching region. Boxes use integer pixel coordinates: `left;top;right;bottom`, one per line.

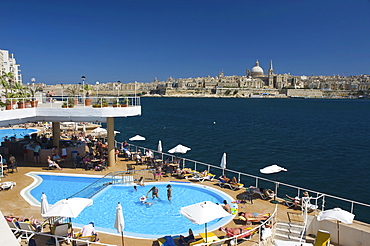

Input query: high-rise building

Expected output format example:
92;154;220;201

0;49;22;83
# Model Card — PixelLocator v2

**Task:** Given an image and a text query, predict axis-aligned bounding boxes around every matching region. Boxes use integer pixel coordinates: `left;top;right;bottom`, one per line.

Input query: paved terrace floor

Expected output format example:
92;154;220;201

1;154;354;246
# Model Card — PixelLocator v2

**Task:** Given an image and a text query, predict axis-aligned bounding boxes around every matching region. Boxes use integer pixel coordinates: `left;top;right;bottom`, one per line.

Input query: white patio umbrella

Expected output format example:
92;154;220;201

41;192;50;218
317;207;355;246
129;135;146;141
220;153;227;175
158;140;162;153
114;202;125;246
180;201;230;243
91;127;106;133
260;164;287;202
168;144;191;154
41;198;93;218
82;124;86;133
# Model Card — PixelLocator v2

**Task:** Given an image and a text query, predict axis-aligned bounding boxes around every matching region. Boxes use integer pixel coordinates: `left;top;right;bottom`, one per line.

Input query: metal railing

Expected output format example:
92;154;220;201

1;96;140;109
120;141;370;223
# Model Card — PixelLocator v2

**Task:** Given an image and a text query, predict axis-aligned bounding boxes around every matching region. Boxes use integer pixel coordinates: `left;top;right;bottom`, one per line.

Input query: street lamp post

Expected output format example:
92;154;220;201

117;81;121;97
95;81;99;97
81;76;86;103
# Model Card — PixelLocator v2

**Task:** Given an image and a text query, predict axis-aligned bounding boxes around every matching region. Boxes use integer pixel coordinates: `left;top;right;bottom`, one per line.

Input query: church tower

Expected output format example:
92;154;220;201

268;60;274;88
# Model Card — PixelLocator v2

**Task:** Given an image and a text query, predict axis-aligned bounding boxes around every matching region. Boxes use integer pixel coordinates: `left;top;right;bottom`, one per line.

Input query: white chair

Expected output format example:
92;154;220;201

18;222;36;243
6;220;21;237
53;223;70;245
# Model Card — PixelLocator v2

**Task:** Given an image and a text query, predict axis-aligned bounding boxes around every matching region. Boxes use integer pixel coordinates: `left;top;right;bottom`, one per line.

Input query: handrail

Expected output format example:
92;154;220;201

68;172;114;199
17;229;117;246
0;96;141;109
121;141;370;221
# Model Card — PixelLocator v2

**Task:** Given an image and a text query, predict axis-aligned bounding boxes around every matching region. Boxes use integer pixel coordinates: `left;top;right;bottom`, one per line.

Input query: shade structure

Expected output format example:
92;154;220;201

41;198;93;218
91;127;106;133
260;164;287;202
180;201;230;242
114;202;125;246
168;144;191;154
317;207;355;246
260;164;287;174
41;192;50;218
158;140;163;153
129;135;146;141
220;153;227;169
91;127;120;137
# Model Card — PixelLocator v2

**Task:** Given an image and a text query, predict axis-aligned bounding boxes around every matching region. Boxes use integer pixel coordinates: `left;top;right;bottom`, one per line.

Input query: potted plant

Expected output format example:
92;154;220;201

121;97;130;107
65;85;80;105
84;84;93;106
28;84;42;107
1;72;16;110
13;82;29;109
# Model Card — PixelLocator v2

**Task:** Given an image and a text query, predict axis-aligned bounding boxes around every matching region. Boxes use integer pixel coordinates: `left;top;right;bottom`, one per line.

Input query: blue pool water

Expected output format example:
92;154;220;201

0;128;38;142
27;173;235;239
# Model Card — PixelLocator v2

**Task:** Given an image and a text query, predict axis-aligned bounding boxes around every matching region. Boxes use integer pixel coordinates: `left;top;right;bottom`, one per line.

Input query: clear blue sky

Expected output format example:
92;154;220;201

2;0;370;85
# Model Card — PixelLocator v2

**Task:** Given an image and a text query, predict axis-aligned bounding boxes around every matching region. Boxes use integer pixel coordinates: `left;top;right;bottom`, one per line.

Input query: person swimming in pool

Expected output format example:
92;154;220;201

140;195;154;207
146;186;159;199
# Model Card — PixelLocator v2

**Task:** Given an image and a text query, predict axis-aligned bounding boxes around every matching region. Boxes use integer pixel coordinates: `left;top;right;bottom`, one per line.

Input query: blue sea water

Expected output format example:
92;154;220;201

112;98;370;219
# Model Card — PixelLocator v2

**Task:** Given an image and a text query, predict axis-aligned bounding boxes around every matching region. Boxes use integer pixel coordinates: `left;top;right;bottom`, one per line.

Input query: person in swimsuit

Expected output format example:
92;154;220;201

166;184;172;201
146;186;159;199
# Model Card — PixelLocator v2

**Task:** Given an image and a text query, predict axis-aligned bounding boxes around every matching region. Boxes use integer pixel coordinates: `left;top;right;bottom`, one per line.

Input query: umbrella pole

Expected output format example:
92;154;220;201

205;223;208;244
121;231;124;246
337;221;340;246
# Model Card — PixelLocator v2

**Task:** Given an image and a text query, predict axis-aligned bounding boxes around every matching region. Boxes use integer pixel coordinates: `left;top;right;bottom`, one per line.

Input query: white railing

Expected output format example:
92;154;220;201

1;96;140;109
16;229;117;246
120;141;370;223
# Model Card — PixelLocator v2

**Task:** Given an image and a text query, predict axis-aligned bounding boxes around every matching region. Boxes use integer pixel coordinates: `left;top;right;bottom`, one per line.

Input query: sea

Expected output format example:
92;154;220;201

112;97;370;222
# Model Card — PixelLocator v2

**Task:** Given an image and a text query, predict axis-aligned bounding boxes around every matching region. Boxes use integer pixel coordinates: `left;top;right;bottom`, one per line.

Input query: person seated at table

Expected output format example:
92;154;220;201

135;153;142;164
47;156;62;170
82;154;93;170
145;149;154;159
219;175;238;185
178;229;196;246
238;212;270;224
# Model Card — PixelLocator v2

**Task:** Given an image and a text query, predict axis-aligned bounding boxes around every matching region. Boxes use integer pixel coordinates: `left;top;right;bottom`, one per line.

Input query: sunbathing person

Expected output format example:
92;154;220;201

219;175;238;185
219;226;256;238
178;229;196;246
238;212;270;224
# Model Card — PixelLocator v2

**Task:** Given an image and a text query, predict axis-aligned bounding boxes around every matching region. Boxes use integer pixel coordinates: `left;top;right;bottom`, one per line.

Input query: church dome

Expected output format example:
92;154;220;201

251;60;264;77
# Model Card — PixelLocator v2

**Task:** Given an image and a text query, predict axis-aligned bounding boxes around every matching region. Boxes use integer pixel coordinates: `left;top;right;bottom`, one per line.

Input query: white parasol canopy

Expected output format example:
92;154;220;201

41;198;93;218
158;140;162;153
317;207;354;246
180;201;230;243
220;153;227;169
260;164;287;174
41;192;50;218
129;135;146;141
91;127;120;136
114;202;125;246
168;144;191;154
91;127;106;133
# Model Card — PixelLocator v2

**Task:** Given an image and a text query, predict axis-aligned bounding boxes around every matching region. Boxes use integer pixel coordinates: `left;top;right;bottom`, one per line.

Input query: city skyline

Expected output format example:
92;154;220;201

2;0;370;85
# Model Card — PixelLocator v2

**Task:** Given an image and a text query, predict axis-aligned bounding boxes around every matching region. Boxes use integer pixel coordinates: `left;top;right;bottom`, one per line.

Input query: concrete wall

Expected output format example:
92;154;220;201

307;215;370;246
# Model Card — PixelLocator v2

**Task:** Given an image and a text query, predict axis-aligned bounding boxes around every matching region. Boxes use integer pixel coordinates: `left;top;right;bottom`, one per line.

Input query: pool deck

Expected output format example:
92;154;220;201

0;155;350;246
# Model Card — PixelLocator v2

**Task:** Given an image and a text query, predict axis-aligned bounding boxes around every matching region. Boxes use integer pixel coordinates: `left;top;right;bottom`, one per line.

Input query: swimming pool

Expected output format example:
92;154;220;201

0;128;38;142
22;172;236;239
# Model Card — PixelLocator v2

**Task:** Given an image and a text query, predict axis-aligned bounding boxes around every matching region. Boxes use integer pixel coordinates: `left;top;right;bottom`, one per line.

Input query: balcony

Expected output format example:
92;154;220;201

0;96;141;126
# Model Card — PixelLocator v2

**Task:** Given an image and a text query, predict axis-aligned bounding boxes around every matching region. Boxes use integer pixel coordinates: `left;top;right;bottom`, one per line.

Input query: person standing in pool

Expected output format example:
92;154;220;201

166;184;172;202
146;186;159;199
